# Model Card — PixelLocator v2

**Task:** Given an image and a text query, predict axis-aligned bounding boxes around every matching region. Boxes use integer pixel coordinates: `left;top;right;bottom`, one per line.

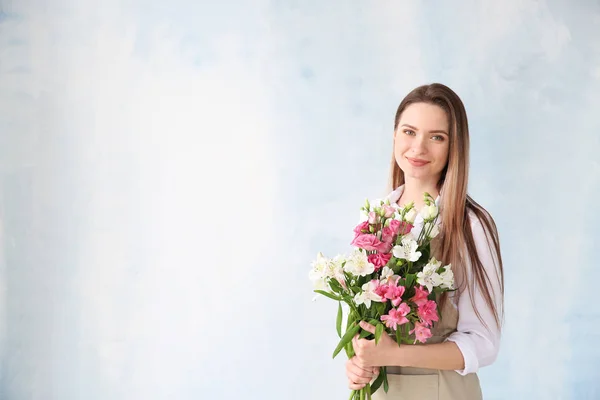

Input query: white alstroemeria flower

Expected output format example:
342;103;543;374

392;237;422;262
404;208;418;224
440;264;454;290
354;280;383;309
309;252;328;281
380;266;399;283
310;278;328;293
416;258;443;292
309;252;331;294
324;255;345;280
420;203;438;221
424;257;442;272
344;249;375;277
424;222;440;239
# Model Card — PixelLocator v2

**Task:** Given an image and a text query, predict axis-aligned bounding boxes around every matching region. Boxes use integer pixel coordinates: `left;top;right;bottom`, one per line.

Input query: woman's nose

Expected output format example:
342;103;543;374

410;136;427;154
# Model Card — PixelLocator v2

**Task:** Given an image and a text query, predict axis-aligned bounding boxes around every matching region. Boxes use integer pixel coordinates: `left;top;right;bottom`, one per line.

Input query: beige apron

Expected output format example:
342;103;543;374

371;297;482;400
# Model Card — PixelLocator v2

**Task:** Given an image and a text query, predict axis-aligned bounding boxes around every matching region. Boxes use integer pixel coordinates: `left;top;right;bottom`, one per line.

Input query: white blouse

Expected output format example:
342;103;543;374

383;186;502;376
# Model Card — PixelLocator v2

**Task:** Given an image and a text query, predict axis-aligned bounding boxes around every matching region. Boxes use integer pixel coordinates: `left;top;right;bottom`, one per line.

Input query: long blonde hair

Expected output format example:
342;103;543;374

388;83;504;329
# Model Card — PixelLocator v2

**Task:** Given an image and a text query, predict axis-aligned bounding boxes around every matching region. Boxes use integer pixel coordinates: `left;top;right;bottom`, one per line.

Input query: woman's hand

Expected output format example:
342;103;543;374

352;320;399;368
345;356;379;390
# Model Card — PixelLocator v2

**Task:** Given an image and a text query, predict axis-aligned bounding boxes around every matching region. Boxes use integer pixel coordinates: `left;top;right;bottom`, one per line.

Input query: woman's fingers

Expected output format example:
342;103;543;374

351;355;373;372
348;370;373;384
345;357;379;390
348;379;366;390
346;361;374;383
347;358;373;377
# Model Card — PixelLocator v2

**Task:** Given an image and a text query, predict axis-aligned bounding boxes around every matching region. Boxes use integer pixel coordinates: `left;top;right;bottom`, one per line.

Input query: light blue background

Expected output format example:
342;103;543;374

1;0;599;399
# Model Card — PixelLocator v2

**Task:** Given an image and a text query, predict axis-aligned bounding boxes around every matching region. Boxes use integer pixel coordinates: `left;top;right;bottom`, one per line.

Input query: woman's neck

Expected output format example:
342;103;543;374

398;178;440;210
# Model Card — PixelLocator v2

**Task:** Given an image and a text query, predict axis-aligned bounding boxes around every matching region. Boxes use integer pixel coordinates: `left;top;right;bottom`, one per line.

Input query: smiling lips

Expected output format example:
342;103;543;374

407;157;430;167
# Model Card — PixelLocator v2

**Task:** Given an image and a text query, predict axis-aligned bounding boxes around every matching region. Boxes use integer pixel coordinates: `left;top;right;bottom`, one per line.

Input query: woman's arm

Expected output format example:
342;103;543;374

354;322;466;371
373;217;502;373
444;217;503;375
390;341;465;370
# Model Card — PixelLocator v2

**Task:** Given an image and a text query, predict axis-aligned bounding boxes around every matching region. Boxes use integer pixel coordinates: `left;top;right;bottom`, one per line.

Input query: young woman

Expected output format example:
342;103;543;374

345;83;504;399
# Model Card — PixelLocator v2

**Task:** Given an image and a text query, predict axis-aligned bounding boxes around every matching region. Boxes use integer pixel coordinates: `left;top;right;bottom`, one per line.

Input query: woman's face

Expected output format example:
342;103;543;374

394;102;450;185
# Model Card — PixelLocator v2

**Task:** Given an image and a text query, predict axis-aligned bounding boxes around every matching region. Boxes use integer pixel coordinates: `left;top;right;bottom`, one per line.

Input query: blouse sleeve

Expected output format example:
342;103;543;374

445;216;503;376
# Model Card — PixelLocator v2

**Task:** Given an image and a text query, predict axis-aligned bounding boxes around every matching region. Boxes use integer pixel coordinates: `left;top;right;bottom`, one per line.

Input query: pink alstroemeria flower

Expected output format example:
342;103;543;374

410;285;430;307
385;278;406;307
380;303;410;331
417;300;439;327
374;277;406;306
410;321;432;343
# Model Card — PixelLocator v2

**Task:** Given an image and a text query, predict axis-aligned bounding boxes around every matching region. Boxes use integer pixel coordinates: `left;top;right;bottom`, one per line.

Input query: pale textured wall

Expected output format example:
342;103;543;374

1;0;599;399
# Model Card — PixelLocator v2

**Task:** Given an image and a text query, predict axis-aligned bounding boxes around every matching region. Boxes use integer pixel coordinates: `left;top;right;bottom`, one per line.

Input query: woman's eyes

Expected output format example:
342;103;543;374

404;130;445;142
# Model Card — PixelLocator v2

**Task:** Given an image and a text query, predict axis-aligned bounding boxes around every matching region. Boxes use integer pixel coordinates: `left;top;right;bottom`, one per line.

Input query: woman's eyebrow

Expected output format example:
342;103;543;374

401;124;448;135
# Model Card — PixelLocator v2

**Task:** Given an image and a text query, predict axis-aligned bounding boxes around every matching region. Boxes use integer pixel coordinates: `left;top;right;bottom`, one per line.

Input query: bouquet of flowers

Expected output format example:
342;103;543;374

309;193;455;399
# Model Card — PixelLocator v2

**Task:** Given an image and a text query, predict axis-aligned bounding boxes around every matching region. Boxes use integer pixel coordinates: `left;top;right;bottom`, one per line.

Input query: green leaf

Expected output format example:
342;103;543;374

333;323;360;359
421;246;431;263
347;310;356;328
396;326;402;346
370;371;384;393
329;278;343;293
405;274;415;287
345;341;355;358
343;295;358;312
336;302;343;338
404;323;415;344
313;290;340;301
359;326;372;339
383;367;389;392
372;302;385;316
375;323;384;345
